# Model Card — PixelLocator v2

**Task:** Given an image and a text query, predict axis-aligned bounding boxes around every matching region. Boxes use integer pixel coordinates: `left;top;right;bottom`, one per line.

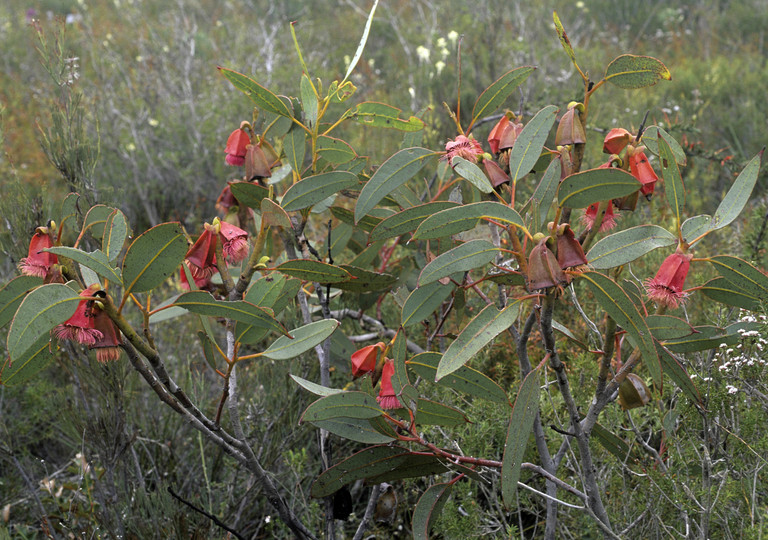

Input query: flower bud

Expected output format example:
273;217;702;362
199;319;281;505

618;373;651;410
555;106;586;146
556;224;588;269
527;238;568;290
603;128;633;155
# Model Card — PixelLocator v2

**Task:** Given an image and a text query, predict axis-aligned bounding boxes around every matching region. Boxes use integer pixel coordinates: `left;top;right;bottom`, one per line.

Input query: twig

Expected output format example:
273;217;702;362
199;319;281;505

352;483;382;540
167;486;245;540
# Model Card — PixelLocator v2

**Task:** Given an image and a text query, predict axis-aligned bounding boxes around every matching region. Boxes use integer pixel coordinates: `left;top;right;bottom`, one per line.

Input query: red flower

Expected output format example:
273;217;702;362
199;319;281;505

218;221;249;264
582;201;618;232
245;143;272;180
645;250;692;309
185;225;218;280
351;342;385;378
225;128;250;166
445;135;483;166
180;261;213;290
629;151;659;198
91;308;122;363
377;360;400;410
603;128;632;155
53;285;103;346
18;227;57;278
488;115;510;155
215;185;238;213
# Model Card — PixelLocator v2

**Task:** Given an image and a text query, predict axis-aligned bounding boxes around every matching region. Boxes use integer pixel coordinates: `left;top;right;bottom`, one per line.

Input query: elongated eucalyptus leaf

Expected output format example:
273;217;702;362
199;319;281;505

300;73;318;128
331;206;385;233
300;392;382;423
261;198;293;229
710;150;763;231
261;319;340;360
591;422;635;462
418;240;497;286
656;343;701;404
281;171;358;211
508;105;558;181
646;314;696;341
407;352;509;404
310;417;395;444
414;201;526;240
681;214;711;245
7;284;80;362
436;301;520;380
412;482;453;540
229;181;270;210
334;265;397;293
657;132;685;226
700;277;763;311
174;290;288;336
558;167;640;208
586;225;676;269
604;54;671;89
414;399;468;426
290;374;343;396
502;366;540;507
47;247;122;284
344;101;425;131
401;281;455;327
451;156;493;193
342;0;379;81
524;157;561;231
552;11;577;66
709;255;768;302
218;67;293;117
1;333;52;386
102;208;130;263
580;272;660;388
643;126;686;165
0;276;43;329
355;147;435;222
470;66;536;128
663;322;758;353
284;125;307;174
276;259;352;284
316;135;357;164
122;222;187;295
369;202;458;242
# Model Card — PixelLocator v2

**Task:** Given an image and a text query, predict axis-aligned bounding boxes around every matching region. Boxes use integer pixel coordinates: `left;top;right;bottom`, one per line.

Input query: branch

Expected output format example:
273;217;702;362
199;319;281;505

167;486;245;540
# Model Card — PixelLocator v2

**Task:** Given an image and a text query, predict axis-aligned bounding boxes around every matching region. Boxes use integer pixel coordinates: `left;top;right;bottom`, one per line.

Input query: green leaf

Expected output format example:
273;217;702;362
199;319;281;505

579;272;660;388
82;204;115;240
342;0;379;82
47;247;122;284
681;214;712;245
414;202;526;240
710;150;763;231
290;374;344;396
436;301;520;380
281;171;358;212
470;66;536;128
218;67;293;117
331;206;384;233
657;131;686;226
310;417;395;444
591;422;635;462
229;181;270;210
0;276;43;329
343;102;425;131
502;366;540;507
300;392;383;423
174;290;288;336
334;265;397;293
284;125;307;174
700;277;763;311
60;192;80;230
451;156;494;193
1;333;53;386
401;281;455;327
414;399;468;426
261;198;293;229
7;284;80;362
604;54;671;89
558;167;641;208
369;202;458;242
552;11;577;67
418;240;497;286
102;208;130;263
646;314;696;341
663;323;757;353
122;222;187;295
407;352;509;404
642;126;686;165
508;105;558;182
412;483;453;540
656;343;701;404
524;157;561;231
316;135;357;164
300;73;318;128
586;225;676;269
275;259;352;284
355;147;435;223
709;255;768;302
261;319;340;360
310;445;447;498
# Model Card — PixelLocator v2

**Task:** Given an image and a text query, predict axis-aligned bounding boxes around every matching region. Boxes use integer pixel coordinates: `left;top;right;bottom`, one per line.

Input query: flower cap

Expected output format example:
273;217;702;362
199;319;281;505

376;360;400;410
351;342;385;378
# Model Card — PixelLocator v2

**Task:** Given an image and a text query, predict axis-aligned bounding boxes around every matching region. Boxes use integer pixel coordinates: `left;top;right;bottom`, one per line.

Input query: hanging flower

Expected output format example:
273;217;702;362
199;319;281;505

581;201;618;232
185;225;218;280
555;105;586;146
180;261;214;290
488;115;510;155
377;360;400;410
444;135;483;166
245;143;272;181
351;342;385;378
215;185;238;213
483;159;510;189
603;127;633;155
218;221;249;264
224;128;250;166
556;224;588;270
527;238;568;290
18;227;57;278
91;307;122;363
52;285;103;346
629;150;659;198
645;249;693;309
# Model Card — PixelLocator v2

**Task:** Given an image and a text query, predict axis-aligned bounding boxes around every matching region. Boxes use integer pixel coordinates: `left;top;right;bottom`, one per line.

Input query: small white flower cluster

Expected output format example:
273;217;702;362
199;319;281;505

714;312;768;396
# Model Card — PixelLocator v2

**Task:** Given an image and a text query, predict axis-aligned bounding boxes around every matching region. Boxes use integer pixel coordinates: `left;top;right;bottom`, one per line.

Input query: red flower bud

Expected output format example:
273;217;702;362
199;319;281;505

185;226;218;280
245;143;272;180
618;373;651;410
351;342;385;378
376;359;400;410
555;107;586;146
645;249;692;309
225;128;250;166
483;159;510;189
603;128;632;155
487;115;509;155
527;238;568;290
556;225;588;269
629;150;659;199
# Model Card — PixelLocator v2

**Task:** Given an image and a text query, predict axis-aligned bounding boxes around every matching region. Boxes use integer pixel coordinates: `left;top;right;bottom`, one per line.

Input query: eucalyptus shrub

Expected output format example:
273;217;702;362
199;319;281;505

2;5;766;539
